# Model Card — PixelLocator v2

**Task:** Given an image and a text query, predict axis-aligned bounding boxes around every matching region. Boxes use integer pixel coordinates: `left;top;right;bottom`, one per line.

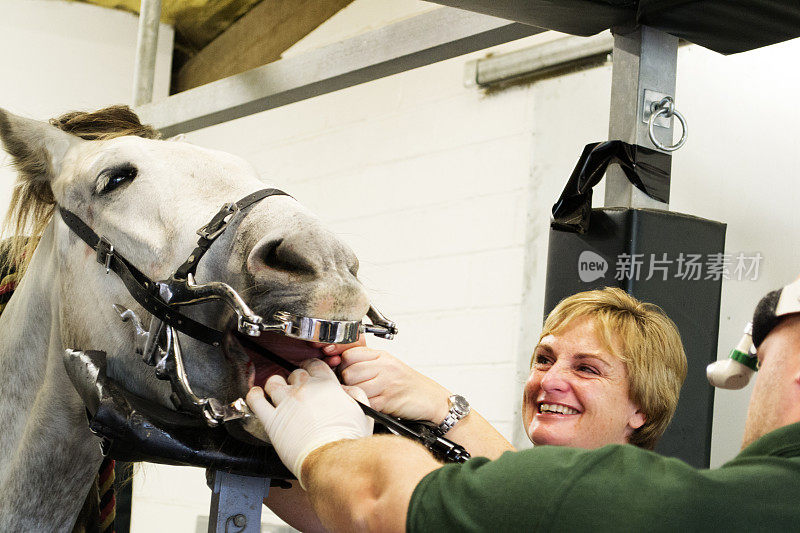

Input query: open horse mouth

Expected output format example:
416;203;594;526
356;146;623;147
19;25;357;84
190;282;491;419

223;327;327;390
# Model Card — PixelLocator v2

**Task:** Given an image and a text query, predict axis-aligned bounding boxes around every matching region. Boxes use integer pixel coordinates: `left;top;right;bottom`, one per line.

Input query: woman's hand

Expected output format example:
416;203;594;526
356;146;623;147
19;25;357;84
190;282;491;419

316;338;516;460
337;347;451;424
313;334;367;368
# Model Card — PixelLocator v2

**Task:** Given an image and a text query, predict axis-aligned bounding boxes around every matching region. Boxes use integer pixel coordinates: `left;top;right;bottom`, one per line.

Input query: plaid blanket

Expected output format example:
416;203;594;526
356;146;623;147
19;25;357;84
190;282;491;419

0;241;20;314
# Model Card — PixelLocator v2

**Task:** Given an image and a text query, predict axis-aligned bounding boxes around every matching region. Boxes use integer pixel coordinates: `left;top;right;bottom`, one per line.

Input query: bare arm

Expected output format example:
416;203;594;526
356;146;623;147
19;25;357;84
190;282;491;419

301;435;441;533
335;347;515;459
263;482;327;533
442;409;515;459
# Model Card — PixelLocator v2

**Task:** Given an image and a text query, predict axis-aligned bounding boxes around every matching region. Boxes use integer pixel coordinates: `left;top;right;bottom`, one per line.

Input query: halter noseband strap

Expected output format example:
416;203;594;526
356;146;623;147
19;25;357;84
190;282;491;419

174;188;287;280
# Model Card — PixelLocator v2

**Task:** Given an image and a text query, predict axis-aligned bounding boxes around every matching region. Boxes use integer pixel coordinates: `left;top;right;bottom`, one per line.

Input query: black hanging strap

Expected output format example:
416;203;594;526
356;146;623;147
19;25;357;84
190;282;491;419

551;141;670;234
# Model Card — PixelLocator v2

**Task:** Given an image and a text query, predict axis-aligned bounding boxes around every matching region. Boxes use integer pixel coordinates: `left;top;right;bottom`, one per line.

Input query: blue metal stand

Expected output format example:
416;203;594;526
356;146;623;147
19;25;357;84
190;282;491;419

208;471;270;533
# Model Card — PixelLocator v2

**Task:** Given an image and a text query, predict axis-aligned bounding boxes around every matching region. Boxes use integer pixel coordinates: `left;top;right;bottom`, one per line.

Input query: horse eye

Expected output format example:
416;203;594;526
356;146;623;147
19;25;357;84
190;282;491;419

98;164;137;195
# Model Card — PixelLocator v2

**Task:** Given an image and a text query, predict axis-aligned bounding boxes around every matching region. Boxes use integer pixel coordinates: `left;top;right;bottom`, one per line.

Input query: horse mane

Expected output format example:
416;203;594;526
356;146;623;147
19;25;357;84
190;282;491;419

1;105;161;276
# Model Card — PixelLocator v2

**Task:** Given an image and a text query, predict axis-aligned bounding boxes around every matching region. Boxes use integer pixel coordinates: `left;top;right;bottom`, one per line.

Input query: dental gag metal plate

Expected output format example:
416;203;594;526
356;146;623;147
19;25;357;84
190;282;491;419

268;306;397;344
115;302;398;427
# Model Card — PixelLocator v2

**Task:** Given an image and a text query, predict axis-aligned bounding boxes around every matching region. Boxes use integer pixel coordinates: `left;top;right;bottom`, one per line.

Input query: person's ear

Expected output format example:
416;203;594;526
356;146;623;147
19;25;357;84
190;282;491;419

628;409;646;431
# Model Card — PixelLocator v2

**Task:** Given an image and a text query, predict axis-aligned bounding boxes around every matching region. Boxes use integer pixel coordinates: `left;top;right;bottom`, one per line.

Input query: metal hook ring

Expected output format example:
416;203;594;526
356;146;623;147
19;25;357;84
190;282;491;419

648;98;687;152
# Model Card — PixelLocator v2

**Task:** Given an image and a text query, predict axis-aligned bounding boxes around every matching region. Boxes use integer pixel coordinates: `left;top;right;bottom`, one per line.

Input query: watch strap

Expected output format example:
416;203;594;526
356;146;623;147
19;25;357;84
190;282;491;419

433;395;470;437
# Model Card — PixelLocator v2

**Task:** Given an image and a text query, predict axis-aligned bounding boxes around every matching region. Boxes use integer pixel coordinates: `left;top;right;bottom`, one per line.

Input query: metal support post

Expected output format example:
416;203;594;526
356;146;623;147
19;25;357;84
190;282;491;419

208;471;270;533
604;26;678;209
132;0;162;106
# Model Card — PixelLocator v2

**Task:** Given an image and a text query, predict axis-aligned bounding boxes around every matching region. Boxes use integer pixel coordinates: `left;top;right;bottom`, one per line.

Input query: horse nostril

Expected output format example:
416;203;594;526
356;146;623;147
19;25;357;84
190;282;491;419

261;238;283;268
253;236;317;275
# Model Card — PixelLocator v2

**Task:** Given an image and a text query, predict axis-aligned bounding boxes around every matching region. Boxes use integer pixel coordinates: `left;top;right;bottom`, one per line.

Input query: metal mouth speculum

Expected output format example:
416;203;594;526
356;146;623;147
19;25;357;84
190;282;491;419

261;306;397;344
113;293;398;427
156;272;397;343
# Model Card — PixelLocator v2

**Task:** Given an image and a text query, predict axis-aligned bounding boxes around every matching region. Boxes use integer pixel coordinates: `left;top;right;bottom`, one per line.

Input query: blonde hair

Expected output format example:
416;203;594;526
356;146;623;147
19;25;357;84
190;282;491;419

538;287;687;449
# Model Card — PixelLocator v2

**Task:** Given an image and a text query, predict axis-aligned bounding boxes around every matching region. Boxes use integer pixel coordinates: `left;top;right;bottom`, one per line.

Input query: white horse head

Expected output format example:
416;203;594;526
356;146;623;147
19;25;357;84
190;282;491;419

0;106;370;529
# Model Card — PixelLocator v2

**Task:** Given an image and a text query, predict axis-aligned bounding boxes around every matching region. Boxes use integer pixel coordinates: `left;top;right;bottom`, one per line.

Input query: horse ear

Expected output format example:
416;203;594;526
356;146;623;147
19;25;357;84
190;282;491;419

0;108;83;184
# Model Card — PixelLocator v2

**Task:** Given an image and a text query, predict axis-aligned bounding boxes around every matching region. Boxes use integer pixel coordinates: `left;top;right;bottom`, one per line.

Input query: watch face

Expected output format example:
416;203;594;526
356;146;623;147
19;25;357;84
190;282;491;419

450;395;470;417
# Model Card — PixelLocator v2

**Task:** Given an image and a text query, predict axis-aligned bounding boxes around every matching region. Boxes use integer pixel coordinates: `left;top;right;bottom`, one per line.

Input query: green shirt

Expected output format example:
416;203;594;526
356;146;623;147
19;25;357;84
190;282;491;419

408;423;800;532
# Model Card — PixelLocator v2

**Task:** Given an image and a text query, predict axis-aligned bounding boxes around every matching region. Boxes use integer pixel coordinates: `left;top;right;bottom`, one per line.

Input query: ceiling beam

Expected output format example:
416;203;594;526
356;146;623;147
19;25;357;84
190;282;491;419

137;7;543;136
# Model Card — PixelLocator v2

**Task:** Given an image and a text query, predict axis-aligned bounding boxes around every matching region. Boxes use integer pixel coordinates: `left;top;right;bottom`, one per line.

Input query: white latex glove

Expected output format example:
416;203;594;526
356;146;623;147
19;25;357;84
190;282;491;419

245;358;374;487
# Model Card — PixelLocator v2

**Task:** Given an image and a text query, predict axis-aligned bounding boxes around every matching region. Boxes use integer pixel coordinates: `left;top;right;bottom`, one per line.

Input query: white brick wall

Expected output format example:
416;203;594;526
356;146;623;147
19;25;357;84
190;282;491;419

185;38;544;452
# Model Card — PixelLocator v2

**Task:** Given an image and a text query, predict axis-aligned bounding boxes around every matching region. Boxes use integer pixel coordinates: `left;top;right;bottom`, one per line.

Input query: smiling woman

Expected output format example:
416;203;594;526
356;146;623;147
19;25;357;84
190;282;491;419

524;288;687;450
329;287;686;455
525;316;646;448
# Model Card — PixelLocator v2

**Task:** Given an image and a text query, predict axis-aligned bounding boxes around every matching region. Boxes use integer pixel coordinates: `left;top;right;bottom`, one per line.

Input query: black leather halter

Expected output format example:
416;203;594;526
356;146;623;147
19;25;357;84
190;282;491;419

59;186;397;427
58;188;467;465
58;188;288;346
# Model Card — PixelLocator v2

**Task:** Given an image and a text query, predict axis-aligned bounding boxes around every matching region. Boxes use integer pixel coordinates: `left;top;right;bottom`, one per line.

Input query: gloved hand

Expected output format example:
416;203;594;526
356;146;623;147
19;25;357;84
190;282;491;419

245;358;374;487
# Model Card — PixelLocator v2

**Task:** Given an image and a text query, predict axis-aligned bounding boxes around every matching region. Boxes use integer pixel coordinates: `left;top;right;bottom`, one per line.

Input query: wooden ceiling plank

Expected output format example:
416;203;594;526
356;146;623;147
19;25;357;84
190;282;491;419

175;0;354;92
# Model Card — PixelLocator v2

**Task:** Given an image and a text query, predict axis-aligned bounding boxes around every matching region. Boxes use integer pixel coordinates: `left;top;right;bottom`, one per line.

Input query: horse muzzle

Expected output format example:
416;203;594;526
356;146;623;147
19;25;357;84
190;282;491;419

113;291;396;429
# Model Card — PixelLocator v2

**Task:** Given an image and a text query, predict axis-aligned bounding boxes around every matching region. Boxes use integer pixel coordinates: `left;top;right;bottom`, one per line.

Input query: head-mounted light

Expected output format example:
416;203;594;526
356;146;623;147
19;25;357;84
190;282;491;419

707;278;800;390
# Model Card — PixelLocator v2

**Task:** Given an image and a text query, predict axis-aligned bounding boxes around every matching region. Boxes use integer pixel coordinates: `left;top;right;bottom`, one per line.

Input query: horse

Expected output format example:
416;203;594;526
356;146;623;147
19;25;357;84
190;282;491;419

0;106;371;531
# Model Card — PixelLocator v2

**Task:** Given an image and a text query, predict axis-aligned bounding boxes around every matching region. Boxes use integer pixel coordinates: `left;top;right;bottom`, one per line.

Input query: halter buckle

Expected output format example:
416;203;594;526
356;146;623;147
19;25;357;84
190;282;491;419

96;236;114;274
196;202;239;241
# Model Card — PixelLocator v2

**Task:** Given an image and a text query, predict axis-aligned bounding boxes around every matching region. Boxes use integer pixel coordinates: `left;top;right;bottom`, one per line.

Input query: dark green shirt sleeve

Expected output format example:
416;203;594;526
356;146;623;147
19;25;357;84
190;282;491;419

407;427;800;533
408;446;600;531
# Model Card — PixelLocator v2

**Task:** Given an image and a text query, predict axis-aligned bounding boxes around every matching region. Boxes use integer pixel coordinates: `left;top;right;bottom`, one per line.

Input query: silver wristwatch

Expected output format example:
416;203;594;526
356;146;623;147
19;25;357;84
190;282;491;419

433;394;470;436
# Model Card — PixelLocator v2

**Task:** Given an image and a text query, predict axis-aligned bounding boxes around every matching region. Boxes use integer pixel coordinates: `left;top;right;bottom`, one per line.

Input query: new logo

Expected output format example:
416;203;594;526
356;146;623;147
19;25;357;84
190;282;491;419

578;251;607;282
